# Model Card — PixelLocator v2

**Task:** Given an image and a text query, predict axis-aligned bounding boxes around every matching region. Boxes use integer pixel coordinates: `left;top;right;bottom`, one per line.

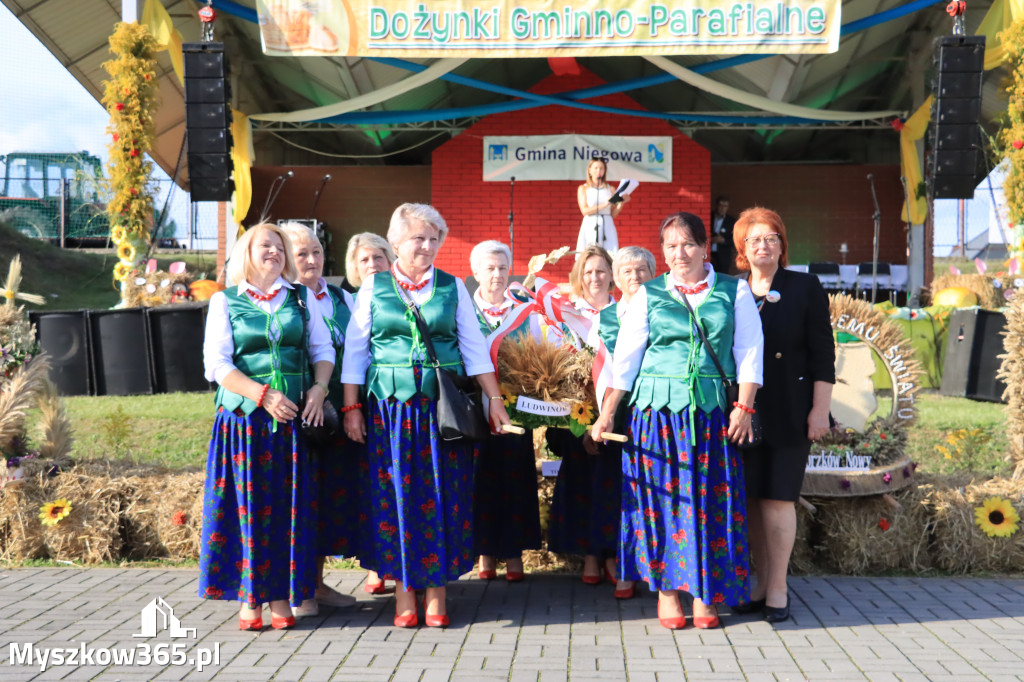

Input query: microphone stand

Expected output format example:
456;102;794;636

867;173;881;303
508;176;515;274
261;170;293;220
308;174;332;220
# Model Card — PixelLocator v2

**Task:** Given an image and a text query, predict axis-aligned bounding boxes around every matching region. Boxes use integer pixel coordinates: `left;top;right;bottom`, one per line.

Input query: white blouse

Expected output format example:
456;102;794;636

610;265;763;392
203;277;336;384
340;266;494;384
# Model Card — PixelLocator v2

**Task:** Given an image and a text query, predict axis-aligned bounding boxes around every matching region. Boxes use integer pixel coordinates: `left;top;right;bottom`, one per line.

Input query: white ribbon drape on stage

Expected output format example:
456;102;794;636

250;58;468;122
644;55;903;121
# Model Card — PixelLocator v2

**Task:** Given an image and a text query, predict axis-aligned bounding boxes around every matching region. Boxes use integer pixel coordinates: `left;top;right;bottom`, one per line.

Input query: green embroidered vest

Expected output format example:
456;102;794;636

629;274;738;415
215;284;310;414
366;270;464;402
598;302;624;354
323;284;352;407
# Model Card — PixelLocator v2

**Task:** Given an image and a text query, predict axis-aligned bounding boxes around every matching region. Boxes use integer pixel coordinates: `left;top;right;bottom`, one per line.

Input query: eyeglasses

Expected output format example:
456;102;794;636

744;234;781;247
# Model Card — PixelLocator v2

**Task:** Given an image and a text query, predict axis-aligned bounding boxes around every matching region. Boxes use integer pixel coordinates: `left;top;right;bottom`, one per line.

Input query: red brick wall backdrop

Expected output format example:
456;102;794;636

431;67;710;283
711;164;906;268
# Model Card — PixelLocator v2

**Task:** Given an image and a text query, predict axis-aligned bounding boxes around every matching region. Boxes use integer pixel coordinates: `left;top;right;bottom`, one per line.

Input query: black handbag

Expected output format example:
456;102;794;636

679;295;763;450
398;287;490;442
294;287;340;447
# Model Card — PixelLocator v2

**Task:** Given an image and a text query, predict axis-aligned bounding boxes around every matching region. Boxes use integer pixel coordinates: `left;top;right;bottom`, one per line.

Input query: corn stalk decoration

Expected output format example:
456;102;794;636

101;22;160;294
998;18;1024;273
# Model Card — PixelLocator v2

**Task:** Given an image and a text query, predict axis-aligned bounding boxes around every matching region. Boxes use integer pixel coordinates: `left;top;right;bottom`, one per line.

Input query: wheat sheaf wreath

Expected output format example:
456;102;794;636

829;293;922;427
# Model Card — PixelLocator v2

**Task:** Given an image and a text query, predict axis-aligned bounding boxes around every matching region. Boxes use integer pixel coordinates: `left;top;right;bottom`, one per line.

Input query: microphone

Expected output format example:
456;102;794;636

510;176;515;183
867;173;874;180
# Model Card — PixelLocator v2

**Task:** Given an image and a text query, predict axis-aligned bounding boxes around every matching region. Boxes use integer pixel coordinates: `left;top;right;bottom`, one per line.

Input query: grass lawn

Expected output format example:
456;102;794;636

0;223;218;312
22;389;1013;479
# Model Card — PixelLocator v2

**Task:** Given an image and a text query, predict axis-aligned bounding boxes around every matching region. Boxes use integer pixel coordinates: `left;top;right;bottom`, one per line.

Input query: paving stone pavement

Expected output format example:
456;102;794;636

1;569;1023;681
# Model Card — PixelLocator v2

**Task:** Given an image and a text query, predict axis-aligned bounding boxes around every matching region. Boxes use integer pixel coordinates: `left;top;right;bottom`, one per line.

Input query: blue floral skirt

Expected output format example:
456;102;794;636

361;394;475;589
198;407;317;608
312;433;360;557
546;428;621;557
473;431;541;559
620;406;749;605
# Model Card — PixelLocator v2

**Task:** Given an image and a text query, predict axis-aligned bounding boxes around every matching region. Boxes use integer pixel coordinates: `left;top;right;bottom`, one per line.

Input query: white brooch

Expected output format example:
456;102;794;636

766;290;781;303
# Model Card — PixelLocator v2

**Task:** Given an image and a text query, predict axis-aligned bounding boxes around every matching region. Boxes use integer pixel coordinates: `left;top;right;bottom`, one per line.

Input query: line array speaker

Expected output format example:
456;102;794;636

184;42;234;202
931;35;986;199
940;308;1007;403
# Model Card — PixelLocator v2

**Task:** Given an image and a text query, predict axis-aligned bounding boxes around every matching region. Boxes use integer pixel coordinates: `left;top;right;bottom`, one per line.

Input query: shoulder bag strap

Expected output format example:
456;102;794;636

395;285;441;369
679;295;732;389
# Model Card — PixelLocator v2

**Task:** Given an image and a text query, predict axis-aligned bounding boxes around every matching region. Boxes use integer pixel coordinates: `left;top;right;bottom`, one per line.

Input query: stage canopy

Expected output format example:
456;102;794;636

0;0;1011;180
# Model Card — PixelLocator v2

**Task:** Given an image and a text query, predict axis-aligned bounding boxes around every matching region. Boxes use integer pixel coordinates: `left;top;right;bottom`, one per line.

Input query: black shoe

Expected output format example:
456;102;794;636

764;597;790;623
731;598;766;615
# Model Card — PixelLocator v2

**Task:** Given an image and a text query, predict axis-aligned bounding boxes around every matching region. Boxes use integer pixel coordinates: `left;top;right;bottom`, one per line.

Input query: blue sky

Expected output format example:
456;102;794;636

1;5;1004;254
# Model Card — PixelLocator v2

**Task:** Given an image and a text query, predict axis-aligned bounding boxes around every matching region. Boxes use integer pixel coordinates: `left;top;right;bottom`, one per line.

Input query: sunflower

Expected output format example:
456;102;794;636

113;262;131;282
974;497;1020;538
116;241;136;263
569;400;594;425
111;226;127;243
39;499;72;527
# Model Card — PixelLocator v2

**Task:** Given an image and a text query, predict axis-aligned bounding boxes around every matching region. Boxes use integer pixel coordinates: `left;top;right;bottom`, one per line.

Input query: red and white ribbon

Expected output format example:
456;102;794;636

485;278;612;412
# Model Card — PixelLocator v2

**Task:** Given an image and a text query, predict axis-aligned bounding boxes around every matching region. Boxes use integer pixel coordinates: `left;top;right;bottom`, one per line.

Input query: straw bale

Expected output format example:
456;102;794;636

0;476;47;561
996;293;1024;476
788;503;819;575
36;470;129;563
154;472;205;560
928;476;1024;574
122;271;194;309
929;273;1003;309
813;483;932;575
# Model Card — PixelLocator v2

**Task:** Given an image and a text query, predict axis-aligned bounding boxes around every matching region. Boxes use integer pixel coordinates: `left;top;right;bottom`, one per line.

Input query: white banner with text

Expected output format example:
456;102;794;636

483;134;672;182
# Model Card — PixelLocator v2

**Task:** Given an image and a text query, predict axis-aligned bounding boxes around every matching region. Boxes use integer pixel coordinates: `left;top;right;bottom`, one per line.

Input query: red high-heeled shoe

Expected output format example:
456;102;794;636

613;582;636;599
394;593;419;628
505;571;524;582
238;614;263;631
364;577;387;594
270;614;295;630
692;606;720;630
477;569;497;580
424;595;449;628
657;596;687;630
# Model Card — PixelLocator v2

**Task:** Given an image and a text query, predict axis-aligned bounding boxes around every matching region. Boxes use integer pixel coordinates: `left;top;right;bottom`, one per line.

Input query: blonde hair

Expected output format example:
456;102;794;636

569;244;614;300
226;222;296;286
584;157;608;189
387;203;449;249
344;232;395;287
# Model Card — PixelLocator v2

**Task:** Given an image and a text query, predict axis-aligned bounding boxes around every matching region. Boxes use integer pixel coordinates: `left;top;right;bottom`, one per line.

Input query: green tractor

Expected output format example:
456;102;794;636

0;151;111;245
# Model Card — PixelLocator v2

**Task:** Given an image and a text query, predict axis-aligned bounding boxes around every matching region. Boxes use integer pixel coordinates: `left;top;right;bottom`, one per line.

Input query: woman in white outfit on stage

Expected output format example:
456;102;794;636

576;157;629;254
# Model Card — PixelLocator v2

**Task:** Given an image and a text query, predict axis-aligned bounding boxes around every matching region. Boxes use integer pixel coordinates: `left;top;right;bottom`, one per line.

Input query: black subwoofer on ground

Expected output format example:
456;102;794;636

184;41;234;202
147;303;211;393
940;308;1007;402
90;309;153;396
931;35;986;199
29;310;92;396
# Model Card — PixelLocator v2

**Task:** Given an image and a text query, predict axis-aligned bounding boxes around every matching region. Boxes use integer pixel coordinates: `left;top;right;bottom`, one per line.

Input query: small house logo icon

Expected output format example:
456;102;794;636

488;144;508;161
133;597;197;639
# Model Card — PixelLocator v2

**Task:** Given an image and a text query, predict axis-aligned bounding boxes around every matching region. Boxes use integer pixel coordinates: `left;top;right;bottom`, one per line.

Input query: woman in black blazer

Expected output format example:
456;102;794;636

731;207;835;623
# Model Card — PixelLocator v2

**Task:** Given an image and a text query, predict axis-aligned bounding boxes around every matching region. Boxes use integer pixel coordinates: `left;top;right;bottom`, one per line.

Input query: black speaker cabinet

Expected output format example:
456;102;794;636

931;35;986;199
29;310;92;396
184;42;234;202
940;308;1007;402
147;303;211;393
89;309;153;396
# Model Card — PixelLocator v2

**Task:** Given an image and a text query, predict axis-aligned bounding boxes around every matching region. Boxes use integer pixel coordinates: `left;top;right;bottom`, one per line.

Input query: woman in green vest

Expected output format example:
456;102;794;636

341;203;512;628
200;223;335;631
590;212;764;630
282;223;359;618
585;245;657;600
547;245;622;586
